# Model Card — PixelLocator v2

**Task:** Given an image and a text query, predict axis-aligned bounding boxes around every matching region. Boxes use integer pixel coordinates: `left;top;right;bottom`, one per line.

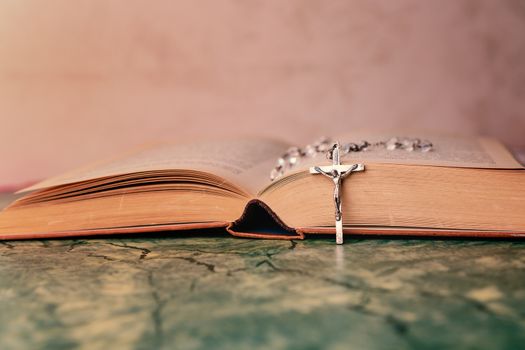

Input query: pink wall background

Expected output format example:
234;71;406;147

1;0;525;186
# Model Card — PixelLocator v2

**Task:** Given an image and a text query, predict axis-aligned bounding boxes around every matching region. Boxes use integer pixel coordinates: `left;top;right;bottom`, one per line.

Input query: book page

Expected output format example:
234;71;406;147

279;132;523;175
22;138;291;195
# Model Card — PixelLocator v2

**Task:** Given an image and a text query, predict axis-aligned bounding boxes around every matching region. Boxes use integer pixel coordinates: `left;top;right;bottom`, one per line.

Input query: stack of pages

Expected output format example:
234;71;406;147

1;132;524;240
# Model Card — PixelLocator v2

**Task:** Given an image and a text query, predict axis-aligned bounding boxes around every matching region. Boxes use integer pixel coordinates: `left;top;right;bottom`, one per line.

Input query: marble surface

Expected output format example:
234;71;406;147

0;195;524;349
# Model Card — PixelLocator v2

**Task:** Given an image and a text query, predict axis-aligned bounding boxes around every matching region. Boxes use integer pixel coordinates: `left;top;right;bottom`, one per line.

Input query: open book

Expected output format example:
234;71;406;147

1;132;524;240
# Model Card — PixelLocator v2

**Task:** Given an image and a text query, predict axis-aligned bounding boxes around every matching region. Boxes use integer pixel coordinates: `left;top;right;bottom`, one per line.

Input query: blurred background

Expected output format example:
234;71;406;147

1;0;524;187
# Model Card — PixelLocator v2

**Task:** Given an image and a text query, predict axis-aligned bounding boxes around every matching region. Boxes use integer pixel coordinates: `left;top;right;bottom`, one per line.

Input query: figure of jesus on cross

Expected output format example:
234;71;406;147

309;142;365;244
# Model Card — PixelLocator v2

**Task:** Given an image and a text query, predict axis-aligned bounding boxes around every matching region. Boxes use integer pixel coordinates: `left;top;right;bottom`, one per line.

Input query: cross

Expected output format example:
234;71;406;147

309;142;365;244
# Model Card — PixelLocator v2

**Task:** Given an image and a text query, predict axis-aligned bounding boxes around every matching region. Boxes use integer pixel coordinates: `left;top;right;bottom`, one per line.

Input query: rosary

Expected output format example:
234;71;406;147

270;137;433;244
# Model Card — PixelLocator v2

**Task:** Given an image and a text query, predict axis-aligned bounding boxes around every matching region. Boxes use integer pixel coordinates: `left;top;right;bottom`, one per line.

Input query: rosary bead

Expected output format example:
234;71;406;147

270;136;433;181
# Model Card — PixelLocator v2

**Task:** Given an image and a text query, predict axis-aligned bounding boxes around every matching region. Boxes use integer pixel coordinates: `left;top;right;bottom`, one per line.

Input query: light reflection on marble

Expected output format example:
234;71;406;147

335;244;345;272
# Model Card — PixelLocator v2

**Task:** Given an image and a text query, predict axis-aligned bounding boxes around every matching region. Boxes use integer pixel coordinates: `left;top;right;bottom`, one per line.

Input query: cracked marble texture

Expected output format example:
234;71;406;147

0;192;524;349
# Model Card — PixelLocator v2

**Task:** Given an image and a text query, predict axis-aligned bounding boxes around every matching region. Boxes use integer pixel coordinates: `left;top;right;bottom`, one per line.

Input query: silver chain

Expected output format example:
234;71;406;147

270;136;433;181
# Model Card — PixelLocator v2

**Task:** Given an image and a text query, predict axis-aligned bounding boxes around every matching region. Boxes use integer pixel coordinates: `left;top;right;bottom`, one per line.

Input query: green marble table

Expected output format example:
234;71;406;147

0;194;524;350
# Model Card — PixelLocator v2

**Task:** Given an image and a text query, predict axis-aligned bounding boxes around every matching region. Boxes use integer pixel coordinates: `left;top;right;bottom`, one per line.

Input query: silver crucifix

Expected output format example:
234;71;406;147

309;142;365;244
